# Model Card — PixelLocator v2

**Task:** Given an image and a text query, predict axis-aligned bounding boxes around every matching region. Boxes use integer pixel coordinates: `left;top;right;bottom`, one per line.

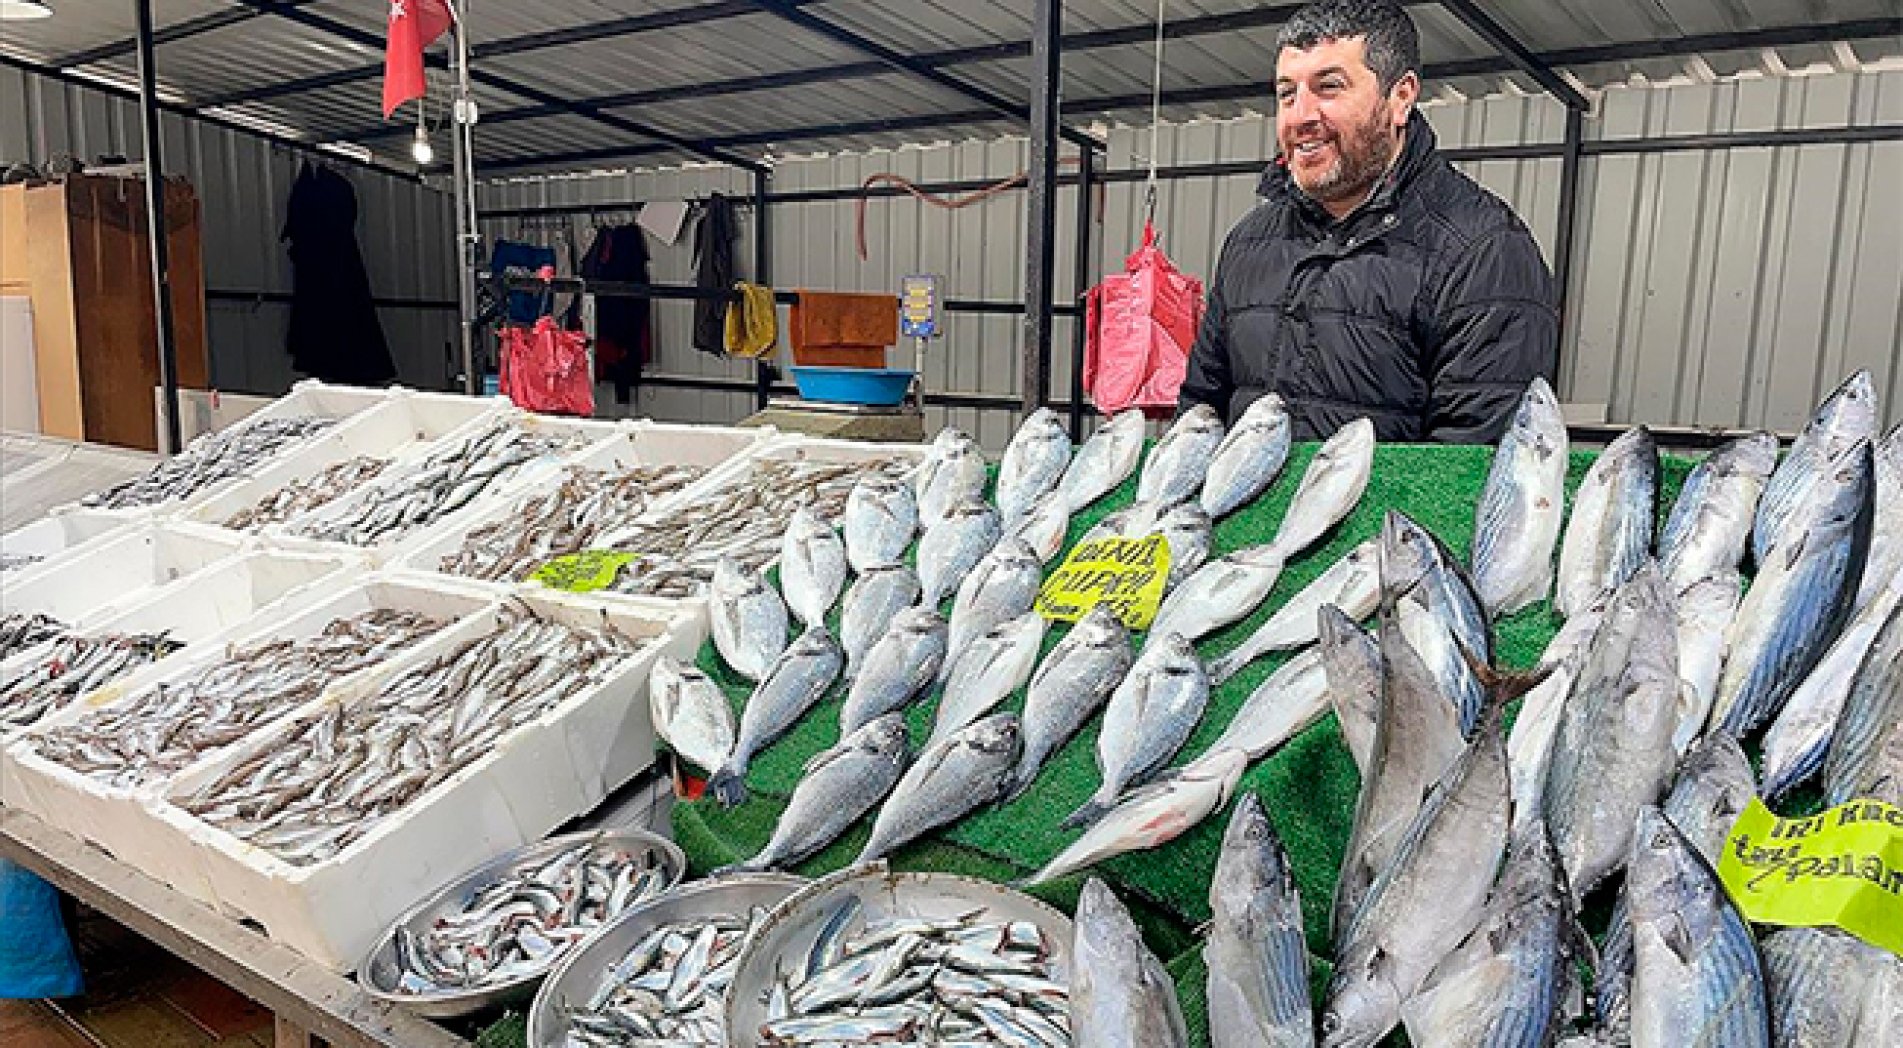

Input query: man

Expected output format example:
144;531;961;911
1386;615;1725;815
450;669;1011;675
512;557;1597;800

1178;0;1559;443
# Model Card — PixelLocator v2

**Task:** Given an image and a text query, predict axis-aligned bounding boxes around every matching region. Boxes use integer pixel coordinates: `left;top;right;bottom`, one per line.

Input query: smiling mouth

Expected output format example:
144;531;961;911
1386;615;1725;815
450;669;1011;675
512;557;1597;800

1292;140;1333;158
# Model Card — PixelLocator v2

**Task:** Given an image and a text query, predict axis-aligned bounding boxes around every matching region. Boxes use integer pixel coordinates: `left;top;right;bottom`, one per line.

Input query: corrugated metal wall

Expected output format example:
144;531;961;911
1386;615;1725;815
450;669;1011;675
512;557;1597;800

0;66;459;397
485;67;1901;448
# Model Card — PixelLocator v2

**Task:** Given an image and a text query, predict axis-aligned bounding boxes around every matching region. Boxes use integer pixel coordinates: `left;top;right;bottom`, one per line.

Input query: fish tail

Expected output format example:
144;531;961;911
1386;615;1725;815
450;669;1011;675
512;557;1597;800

708;765;750;808
1060;797;1108;830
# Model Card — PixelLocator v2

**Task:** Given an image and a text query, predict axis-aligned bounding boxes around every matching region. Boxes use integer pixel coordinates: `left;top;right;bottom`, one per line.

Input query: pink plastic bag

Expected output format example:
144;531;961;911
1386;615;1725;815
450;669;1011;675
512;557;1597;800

499;316;595;417
1084;221;1204;414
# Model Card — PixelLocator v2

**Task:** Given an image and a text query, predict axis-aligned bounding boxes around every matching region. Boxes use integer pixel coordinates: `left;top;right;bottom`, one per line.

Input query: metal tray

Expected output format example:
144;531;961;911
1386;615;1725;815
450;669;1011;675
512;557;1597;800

724;862;1077;1047
356;828;686;1018
526;871;809;1048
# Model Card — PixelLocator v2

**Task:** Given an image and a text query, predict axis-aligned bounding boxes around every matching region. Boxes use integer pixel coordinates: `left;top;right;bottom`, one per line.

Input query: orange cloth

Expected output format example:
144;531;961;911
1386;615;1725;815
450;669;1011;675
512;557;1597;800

789;291;898;368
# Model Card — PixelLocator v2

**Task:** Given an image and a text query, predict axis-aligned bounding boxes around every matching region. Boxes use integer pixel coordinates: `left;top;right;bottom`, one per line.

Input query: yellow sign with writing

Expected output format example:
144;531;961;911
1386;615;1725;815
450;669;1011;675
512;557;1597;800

531;550;635;593
1717;796;1903;955
1035;535;1171;630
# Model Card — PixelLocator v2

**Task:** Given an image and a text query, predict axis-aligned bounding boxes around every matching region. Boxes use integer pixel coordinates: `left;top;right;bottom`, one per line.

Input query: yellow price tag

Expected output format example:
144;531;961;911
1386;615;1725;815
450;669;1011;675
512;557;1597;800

1717;796;1903;955
1035;534;1171;631
531;550;635;593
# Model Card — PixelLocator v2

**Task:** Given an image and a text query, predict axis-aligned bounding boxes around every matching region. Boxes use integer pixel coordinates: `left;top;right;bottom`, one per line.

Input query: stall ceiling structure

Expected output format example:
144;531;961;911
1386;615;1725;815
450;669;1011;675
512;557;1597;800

0;1;1897;177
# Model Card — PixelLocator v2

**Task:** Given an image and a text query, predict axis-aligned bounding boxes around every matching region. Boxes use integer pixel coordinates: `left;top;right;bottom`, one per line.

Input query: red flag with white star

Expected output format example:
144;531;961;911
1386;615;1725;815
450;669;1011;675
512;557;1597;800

382;0;453;118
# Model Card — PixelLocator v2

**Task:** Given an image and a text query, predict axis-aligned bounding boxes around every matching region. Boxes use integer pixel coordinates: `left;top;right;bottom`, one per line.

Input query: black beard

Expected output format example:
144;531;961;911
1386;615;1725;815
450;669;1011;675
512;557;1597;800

1295;103;1399;208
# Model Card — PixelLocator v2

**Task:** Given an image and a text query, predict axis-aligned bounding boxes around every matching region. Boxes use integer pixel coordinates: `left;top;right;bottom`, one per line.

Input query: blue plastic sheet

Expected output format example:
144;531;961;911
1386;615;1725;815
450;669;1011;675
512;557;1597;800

0;857;83;998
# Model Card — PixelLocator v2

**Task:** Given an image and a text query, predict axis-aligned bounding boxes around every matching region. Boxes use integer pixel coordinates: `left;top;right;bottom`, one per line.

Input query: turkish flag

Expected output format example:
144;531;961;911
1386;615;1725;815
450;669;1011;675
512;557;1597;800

382;0;453;118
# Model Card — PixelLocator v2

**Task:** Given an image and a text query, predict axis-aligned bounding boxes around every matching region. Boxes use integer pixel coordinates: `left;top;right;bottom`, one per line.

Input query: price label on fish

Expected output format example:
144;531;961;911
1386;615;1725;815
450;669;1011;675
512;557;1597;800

531;550;636;593
1716;796;1903;955
1035;534;1170;630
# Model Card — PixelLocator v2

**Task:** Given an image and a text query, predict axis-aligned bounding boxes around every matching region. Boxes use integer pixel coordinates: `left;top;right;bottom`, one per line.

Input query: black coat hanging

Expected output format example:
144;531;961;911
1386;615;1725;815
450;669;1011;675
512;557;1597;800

280;161;397;385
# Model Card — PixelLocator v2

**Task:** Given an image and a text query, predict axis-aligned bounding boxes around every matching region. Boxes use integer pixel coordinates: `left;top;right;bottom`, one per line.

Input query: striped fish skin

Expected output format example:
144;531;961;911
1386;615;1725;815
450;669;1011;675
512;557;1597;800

838;607;947;735
1201;393;1292;519
1206;793;1314;1048
1319;603;1382;779
1755;369;1878;565
1381;511;1491;736
1271;417;1375;561
724;713;910;873
1855;423;1903;613
1658;431;1778;593
915;428;987;531
1056;409;1146;513
1402;821;1583;1048
995;406;1071;524
709;626;844;808
780;506;848;628
1626;806;1770;1048
1763;927;1903;1048
1555;425;1659;619
1507;591;1608;832
1208;538;1380;686
1823;587;1903;807
838;564;920;680
1672;571;1741;753
1138;402;1225;508
944;537;1043;676
709;556;790;682
1071;877;1190;1048
1471;376;1570;616
915;499;1003;608
1713;441;1874;736
1004;603;1132;802
1065;631;1209;830
842;473;918;574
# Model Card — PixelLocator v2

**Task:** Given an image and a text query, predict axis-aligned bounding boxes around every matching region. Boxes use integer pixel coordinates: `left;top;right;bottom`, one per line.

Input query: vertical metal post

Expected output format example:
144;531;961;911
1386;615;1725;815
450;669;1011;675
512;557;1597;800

752;168;773;410
133;0;182;454
450;1;480;394
1552;104;1585;326
1020;0;1061;415
1067;147;1095;441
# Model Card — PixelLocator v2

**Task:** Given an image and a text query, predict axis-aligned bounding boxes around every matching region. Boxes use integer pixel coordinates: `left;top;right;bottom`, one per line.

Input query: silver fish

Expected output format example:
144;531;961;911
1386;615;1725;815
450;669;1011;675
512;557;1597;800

1201;393;1293;519
995;407;1072;524
1761;564;1903;800
1471;376;1570;616
1507;590;1611;831
1755;369;1878;564
1145;543;1285;650
945;538;1043;675
1138;402;1225;508
1065;632;1209;829
709;626;843;808
1004;489;1072;564
725;713;910;872
84;415;334;509
1056;409;1146;513
1823;588;1903;807
843;473;918;574
1543;565;1680;900
1320;604;1382;779
1402;821;1584;1048
1763;927;1903;1048
1625;806;1770;1048
930;612;1046;747
839;564;921;679
567;905;769;1043
780;506;848;629
1555;425;1658;618
1071;877;1190;1048
1382;511;1491;735
1855;424;1903;613
1208;538;1381;685
1673;571;1740;753
1323;697;1513;1048
1658;431;1778;593
1712;441;1873;735
1025;746;1245;886
1004;603;1133;802
1201;646;1330;761
1270;417;1375;560
838;607;947;735
710;557;791;683
1205;791;1314;1048
647;655;738;774
916;499;1003;608
915;428;988;531
855;712;1020;863
1158;501;1214;591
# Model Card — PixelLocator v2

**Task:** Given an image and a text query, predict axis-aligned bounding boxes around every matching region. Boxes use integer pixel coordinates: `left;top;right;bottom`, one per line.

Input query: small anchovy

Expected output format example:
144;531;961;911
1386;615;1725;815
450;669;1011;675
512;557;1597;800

0;630;184;733
85;415;335;509
0;612;66;662
566;904;770;1044
435;463;701;580
225;455;390;532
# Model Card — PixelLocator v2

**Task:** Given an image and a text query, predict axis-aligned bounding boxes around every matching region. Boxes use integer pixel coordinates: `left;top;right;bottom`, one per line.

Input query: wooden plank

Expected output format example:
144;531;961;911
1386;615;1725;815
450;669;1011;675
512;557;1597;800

0;809;469;1048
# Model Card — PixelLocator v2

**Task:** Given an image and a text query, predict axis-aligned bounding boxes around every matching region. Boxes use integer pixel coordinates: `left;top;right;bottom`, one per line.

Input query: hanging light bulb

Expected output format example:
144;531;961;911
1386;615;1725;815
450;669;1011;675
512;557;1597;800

410;108;435;166
0;0;54;20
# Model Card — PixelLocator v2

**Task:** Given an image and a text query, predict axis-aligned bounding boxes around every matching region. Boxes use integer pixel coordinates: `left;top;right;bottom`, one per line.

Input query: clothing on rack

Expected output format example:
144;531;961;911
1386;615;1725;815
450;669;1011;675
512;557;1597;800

725;283;778;359
280;160;397;385
579;223;652;405
692;194;737;357
490;239;558;325
788;291;897;368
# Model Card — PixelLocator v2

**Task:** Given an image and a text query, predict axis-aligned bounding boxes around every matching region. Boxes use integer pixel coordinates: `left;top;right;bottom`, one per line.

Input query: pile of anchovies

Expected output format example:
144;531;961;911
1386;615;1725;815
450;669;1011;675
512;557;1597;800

0;612;66;661
439;463;705;582
562;905;771;1046
179;605;641;865
602;457;906;598
32;609;443;789
83;416;335;509
292;419;585;547
393;836;673;996
0;632;184;733
753;899;1069;1046
224;454;390;531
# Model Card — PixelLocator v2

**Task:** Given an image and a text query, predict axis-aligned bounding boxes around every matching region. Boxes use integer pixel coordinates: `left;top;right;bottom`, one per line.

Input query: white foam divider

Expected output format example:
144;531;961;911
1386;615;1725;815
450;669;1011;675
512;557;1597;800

0;520;247;631
0;509;133;576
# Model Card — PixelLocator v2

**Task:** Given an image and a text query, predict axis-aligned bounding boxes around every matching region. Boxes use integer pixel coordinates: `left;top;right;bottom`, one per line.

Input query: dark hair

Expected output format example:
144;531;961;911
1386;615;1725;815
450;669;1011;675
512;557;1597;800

1276;0;1421;92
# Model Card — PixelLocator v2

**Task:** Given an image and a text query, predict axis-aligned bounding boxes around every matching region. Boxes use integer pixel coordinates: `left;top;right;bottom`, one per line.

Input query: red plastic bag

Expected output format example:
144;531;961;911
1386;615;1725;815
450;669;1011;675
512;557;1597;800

1084;220;1204;414
499;316;595;417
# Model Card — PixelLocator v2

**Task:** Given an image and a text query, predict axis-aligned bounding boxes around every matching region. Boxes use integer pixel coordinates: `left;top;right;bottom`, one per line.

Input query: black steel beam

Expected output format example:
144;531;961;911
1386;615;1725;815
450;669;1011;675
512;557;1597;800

1435;0;1589;110
134;0;182;455
1552;106;1584;323
752;168;773;410
54;4;308;70
1021;0;1063;413
1069;148;1097;440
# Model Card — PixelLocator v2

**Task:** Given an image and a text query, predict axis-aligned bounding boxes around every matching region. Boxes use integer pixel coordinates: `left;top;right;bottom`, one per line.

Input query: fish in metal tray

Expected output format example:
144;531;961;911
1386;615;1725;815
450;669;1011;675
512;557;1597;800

566;905;771;1045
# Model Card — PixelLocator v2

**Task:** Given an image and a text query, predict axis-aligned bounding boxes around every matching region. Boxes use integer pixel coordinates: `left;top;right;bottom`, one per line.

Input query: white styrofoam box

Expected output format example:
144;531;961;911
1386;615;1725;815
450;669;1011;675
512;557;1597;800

0;510;131;576
178;390;503;531
389;420;773;584
3;442;159;533
0;575;497;898
149;587;700;970
0;520;246;631
241;379;405;430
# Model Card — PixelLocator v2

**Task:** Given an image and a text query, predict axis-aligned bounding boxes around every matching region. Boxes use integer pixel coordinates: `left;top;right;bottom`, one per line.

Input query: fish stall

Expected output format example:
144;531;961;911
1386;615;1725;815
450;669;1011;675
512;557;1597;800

3;374;1900;1048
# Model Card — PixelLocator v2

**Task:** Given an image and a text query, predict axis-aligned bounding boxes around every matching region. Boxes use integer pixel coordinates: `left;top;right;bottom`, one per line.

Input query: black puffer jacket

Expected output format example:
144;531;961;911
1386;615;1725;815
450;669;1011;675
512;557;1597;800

1177;110;1558;443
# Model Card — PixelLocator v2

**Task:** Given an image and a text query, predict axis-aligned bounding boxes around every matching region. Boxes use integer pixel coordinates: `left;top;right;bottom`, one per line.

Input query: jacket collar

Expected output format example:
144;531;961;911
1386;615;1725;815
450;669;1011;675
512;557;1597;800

1259;108;1439;225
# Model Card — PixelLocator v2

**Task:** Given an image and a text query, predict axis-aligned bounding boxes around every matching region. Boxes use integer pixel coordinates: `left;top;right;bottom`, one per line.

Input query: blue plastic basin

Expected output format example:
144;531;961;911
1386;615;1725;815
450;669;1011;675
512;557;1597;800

789;366;917;407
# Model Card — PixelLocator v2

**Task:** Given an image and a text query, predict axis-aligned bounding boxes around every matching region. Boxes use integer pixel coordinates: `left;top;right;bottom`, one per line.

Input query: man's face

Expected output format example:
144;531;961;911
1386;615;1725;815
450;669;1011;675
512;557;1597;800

1274;36;1417;212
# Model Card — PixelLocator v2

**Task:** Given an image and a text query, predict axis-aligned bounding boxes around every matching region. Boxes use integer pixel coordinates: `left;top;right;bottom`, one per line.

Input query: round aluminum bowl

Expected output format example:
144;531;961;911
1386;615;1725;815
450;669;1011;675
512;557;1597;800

357;828;686;1019
724;862;1076;1047
526;871;809;1048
